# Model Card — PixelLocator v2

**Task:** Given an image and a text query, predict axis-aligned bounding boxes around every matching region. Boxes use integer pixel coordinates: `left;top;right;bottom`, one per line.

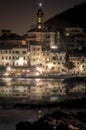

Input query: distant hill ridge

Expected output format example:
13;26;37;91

45;1;86;30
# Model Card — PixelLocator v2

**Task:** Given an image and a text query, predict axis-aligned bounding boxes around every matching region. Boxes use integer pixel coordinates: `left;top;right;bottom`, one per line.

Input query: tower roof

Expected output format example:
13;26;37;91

37;8;44;15
37;3;43;15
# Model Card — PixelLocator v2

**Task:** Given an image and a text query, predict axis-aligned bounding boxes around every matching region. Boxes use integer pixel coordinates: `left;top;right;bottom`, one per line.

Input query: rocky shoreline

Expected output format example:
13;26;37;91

16;109;86;130
15;97;86;130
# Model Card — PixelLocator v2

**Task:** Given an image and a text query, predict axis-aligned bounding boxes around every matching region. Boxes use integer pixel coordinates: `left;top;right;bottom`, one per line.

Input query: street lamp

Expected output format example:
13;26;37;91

6;66;11;72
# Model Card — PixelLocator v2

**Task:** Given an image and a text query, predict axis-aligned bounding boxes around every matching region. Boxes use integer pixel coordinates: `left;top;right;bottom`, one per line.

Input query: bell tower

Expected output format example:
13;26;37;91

37;3;44;29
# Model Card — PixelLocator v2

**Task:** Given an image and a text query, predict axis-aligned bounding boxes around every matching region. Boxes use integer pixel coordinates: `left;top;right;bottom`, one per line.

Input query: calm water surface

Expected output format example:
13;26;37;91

0;77;86;130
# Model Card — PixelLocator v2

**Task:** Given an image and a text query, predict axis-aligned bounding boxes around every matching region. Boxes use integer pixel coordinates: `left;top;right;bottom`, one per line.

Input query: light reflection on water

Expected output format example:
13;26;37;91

0;77;86;130
0;77;86;103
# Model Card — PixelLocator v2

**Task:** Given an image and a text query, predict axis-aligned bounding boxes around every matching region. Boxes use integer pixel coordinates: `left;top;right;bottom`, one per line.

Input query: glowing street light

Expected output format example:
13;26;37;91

7;66;11;72
36;66;42;74
47;63;54;69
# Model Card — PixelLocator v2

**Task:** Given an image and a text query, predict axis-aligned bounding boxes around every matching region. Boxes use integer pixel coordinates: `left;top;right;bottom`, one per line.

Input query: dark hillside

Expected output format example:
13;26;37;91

45;2;86;30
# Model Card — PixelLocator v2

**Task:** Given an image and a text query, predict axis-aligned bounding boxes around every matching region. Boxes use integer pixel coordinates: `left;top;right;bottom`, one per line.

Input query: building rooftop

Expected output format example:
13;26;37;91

51;47;66;53
0;33;23;40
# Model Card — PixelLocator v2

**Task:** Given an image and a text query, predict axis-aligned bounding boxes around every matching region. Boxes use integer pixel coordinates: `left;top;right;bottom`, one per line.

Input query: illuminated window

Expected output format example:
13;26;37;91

38;25;41;29
38;18;41;23
66;33;69;36
47;58;49;62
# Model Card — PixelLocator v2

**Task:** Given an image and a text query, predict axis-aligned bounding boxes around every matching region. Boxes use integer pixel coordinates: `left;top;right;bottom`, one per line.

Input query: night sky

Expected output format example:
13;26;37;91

0;0;84;35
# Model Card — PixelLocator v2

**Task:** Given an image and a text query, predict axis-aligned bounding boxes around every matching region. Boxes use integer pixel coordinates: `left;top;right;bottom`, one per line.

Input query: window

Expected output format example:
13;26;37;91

6;56;7;59
46;58;49;62
46;66;48;68
33;58;35;61
16;51;19;54
46;35;50;38
52;67;54;70
38;18;41;23
60;56;62;60
2;56;4;60
9;56;11;60
38;48;39;51
22;51;26;54
16;56;19;60
38;25;41;29
24;57;25;60
33;48;36;51
13;56;14;60
52;56;56;60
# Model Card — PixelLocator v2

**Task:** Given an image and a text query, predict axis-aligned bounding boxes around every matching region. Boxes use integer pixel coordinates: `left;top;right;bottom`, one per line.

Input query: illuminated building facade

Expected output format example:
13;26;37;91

60;27;86;49
0;30;28;66
29;41;42;66
0;4;85;75
23;3;66;73
25;3;59;49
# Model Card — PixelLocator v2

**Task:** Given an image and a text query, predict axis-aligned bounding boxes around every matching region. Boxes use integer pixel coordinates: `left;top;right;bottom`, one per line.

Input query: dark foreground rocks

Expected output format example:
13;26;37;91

16;110;86;130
